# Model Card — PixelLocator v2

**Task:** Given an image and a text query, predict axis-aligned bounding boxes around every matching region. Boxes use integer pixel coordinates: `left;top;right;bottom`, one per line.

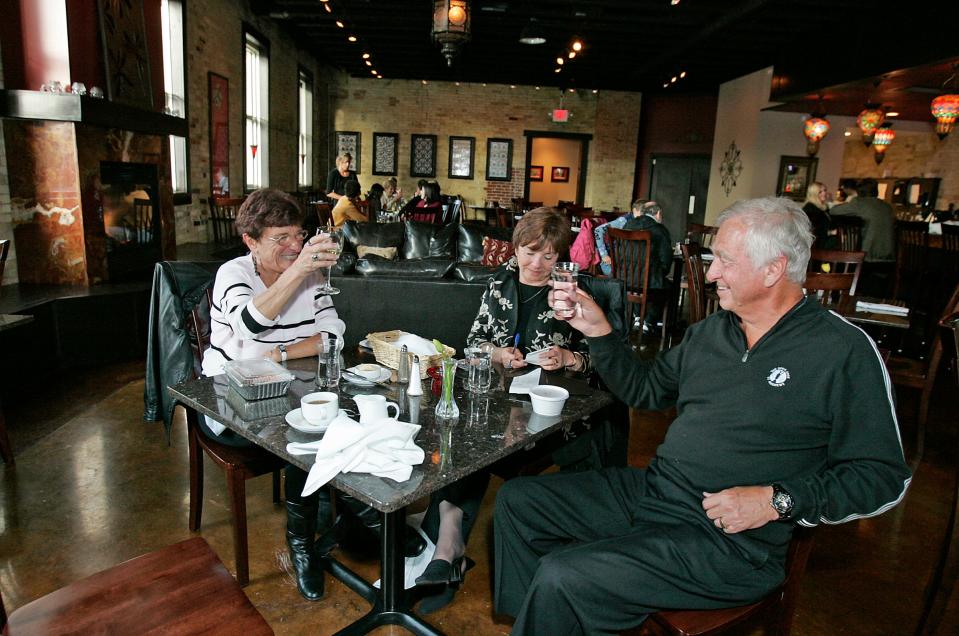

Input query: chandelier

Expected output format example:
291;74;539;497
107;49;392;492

803;115;831;156
432;0;471;67
855;105;885;147
872;124;896;165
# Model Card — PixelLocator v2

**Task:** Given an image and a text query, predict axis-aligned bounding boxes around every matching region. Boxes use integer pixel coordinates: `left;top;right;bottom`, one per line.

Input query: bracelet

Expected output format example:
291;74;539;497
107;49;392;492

564;352;582;372
278;344;288;362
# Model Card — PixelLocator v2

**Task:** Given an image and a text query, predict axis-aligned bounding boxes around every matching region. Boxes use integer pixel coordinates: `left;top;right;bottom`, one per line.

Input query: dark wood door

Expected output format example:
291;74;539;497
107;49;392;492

649;154;710;243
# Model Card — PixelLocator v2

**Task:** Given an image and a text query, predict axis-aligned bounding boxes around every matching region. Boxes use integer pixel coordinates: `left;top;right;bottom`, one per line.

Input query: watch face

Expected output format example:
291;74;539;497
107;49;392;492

772;486;793;517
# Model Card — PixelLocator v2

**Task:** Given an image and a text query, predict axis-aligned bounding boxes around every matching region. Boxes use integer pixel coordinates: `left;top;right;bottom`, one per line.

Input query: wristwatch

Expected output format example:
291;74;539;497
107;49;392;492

770;483;794;520
278;344;288;362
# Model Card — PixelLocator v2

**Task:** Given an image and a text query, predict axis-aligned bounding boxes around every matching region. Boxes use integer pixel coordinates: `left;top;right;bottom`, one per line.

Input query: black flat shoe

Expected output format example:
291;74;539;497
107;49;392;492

415;556;475;586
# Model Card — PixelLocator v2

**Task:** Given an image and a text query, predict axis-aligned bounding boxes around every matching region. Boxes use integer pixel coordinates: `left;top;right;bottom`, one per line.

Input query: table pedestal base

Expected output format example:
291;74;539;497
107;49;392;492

330;510;443;636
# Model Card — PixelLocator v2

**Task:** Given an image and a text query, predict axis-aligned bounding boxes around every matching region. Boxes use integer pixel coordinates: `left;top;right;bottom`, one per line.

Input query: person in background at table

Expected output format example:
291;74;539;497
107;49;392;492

200;189;345;602
494;196;910;635
830;179;895;295
802;181;833;248
382;176;402;209
621;200;673;331
367;182;385;220
332;179;367;227
594;199;651;276
407;181;443;223
399;179;429;217
414;208;627;613
325;153;358;202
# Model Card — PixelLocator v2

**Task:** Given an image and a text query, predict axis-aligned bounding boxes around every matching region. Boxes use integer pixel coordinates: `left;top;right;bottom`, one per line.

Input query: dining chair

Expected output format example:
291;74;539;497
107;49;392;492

682;242;718;325
185;285;284;586
634;527;816;636
914;309;959;636
685;223;718;249
802;271;856;308
608;228;654;334
831;215;864;252
0;238;9;282
313;202;333;230
892;220;930;305
0;537;273;635
133;198;154;245
808;248;865;296
209;196;245;244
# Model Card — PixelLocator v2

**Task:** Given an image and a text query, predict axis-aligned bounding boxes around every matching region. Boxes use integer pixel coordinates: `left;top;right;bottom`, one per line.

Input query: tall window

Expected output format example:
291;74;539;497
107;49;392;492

297;68;313;189
161;0;187;195
244;30;270;190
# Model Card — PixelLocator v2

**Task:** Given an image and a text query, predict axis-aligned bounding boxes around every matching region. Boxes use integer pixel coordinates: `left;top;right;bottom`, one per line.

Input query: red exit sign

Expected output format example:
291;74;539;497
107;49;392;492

551;109;570;122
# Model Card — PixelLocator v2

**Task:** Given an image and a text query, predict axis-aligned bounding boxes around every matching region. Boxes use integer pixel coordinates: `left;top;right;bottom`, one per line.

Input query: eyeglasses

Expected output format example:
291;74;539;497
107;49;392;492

264;229;310;246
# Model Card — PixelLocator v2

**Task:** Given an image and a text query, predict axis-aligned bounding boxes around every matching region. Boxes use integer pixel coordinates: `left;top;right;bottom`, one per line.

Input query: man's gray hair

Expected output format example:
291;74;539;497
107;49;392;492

644;203;662;217
716;197;813;284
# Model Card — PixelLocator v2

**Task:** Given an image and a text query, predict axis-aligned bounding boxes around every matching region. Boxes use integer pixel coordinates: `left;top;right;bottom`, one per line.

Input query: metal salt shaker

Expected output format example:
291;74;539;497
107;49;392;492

397;344;410;384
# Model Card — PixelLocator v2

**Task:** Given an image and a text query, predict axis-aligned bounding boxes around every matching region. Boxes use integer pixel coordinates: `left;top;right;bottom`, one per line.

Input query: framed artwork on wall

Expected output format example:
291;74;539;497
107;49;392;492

551;166;570;183
449;136;475;179
208;73;230;196
97;0;153;108
486;138;513;181
372;133;399;175
776;155;818;201
335;132;361;173
410;134;437;178
529;165;544;182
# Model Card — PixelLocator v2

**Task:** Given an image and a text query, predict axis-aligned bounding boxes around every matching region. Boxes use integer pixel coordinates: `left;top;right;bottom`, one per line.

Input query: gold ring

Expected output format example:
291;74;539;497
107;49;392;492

719;518;727;531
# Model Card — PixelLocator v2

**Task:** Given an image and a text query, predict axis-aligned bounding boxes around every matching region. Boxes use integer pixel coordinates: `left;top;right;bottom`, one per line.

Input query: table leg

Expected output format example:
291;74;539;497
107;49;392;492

331;509;444;636
0;398;15;465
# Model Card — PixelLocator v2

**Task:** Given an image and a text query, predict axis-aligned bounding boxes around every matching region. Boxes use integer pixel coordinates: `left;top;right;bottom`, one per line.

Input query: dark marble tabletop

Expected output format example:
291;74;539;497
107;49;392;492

169;351;613;512
0;313;34;332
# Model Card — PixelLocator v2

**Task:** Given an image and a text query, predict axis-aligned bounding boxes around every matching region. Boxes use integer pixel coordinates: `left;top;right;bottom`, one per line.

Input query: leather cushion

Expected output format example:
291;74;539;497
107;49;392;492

452;263;499;282
402;221;457;260
481;236;515;266
457;224;514;263
332;252;357;275
357;245;398;260
341;220;405;254
355;257;454;278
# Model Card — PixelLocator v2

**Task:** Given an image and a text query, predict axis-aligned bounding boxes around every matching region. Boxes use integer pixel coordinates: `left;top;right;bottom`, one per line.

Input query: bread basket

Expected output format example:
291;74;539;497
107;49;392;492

366;330;455;379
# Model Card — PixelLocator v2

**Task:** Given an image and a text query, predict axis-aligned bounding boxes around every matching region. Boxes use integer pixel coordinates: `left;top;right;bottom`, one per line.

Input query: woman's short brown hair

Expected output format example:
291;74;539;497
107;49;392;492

512;207;571;255
235;188;304;238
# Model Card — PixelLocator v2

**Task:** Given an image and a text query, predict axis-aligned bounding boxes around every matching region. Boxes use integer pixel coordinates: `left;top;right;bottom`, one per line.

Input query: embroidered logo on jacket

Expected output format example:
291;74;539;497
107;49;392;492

767;367;790;387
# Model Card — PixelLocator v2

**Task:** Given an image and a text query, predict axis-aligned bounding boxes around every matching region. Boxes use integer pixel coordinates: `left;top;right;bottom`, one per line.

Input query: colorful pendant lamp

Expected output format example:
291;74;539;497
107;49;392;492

931;94;959;139
803;116;831;156
856;105;885;147
872;124;895;165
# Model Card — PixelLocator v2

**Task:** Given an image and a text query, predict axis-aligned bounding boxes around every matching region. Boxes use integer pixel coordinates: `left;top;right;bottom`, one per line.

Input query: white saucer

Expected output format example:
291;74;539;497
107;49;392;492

285;408;329;433
358;339;372;350
344;365;391;386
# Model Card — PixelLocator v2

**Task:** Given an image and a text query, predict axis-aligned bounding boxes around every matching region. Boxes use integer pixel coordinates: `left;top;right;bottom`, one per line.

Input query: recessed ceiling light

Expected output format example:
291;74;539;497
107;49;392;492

510;85;516;89
568;88;575;93
671;76;677;83
422;80;428;85
568;51;576;59
844;131;852;136
365;60;371;66
335;20;344;28
592;89;598;94
482;83;487;86
348;35;357;42
362;53;370;59
554;68;561;73
519;19;546;45
455;82;460;86
671;0;681;5
556;57;564;65
680;71;686;78
324;4;331;12
663;83;669;88
571;40;583;52
535;86;540;90
370;69;377;75
886;111;899;117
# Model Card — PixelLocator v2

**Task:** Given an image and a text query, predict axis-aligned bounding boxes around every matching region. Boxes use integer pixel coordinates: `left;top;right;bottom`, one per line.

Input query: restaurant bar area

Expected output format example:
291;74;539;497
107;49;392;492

2;1;959;634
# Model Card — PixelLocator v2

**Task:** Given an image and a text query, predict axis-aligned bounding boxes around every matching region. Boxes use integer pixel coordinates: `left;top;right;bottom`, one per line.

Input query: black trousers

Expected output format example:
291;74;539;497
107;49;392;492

494;468;784;635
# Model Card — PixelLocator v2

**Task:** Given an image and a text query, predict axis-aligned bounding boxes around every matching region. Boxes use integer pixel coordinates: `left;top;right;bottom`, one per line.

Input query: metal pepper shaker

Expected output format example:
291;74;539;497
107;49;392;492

397;345;410;384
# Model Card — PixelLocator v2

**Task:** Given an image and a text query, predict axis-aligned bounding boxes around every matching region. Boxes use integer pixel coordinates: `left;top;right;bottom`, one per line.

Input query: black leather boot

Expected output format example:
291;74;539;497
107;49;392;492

337;494;427;558
286;500;326;601
314;487;338;557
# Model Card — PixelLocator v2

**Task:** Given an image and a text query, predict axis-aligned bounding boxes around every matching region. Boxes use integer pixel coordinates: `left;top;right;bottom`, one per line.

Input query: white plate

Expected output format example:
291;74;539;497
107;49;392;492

285;408;329;433
358;339;372;350
344;365;391;386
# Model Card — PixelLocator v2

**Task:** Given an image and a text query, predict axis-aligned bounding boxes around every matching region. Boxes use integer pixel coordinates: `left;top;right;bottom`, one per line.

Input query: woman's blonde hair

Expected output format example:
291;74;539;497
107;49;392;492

804;181;825;207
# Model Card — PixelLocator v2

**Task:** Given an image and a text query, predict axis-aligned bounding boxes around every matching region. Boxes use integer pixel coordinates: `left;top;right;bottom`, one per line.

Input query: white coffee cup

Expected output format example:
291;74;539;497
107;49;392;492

301;391;339;425
355;363;381;380
353;393;400;424
528;385;569;417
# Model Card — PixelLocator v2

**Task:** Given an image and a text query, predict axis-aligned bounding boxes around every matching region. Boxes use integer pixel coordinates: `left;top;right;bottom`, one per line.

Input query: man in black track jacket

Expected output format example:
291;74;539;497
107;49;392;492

493;196;911;635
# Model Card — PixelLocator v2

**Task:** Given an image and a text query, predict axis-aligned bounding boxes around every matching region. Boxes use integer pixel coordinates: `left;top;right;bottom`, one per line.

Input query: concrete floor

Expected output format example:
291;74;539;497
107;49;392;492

1;356;958;635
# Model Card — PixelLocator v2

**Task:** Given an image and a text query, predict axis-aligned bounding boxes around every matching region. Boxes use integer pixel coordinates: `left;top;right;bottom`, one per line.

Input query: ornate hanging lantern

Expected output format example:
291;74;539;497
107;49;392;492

856;105;885;147
931;94;959;139
872;124;895;165
803;116;831;156
432;0;471;67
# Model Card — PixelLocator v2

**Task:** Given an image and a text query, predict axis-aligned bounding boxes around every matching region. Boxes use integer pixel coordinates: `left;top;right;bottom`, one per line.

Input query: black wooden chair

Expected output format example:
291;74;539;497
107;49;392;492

209;196;245;244
831;215;864;252
808;248;865;297
608;228;654;334
682;242;718;325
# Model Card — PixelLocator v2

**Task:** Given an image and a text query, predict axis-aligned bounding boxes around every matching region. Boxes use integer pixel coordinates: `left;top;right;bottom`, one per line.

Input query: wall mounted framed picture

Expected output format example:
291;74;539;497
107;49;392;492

776;155;818;200
551;166;570;183
208;72;230;196
335;131;361;173
372;133;399;176
410;134;437;178
449;136;475;179
486;138;513;181
529;165;544;182
98;0;153;108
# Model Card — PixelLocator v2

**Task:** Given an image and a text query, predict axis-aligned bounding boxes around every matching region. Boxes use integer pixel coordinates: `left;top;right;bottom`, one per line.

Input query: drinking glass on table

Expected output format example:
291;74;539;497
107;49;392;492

316;333;343;389
314;225;343;295
550;262;579;318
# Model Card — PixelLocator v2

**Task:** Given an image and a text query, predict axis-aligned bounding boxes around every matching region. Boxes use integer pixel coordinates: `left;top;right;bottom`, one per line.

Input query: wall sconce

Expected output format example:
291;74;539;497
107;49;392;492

872;124;895;164
803;115;830;156
432;0;471;66
855;105;885;147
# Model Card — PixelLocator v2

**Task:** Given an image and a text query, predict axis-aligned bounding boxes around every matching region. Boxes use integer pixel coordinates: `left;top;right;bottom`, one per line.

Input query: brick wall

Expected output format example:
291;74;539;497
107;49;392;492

0;37;16;284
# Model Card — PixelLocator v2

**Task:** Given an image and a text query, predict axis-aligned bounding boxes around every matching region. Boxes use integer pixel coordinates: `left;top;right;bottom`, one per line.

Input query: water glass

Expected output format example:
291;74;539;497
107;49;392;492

465;346;492;393
316;335;342;389
550;262;579;318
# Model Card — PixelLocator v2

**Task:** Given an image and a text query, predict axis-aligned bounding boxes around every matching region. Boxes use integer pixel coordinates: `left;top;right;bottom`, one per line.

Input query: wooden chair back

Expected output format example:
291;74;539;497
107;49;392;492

0;238;9;282
609;228;653;329
210;196;245;244
893;220;931;308
644;527;816;636
831;215;865;252
1;538;272;635
686;223;718;249
808;248;865;297
312;202;333;230
682;242;711;325
132;198;154;245
803;272;856;308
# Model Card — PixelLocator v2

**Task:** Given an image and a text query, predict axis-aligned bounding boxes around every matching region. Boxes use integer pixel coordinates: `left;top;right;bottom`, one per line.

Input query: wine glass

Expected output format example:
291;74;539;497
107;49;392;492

315;225;343;296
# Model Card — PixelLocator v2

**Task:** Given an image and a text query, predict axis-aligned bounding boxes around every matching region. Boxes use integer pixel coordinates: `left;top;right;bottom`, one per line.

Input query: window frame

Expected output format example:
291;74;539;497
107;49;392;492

297;66;314;189
160;0;191;205
243;25;271;192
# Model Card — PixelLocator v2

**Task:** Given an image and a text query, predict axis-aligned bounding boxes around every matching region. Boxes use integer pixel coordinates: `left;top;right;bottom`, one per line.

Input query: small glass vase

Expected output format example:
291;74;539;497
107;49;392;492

434;358;460;419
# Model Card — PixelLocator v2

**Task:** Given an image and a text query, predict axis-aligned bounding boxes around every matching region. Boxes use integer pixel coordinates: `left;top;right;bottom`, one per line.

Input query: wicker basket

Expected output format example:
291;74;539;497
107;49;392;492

367;330;455;380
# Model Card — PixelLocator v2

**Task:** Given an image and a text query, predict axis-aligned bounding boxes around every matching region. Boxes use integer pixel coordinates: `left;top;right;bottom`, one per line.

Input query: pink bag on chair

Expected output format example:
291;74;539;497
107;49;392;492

570;217;605;272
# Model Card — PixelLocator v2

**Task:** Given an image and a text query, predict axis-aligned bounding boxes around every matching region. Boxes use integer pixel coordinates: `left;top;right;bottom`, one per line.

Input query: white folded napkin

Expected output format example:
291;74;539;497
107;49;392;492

509;368;542;394
855;301;910;316
393;333;439;356
287;413;425;496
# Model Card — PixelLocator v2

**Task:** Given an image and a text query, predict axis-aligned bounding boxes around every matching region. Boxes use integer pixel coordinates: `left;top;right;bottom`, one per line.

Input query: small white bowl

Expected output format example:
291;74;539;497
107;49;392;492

355;363;381;380
528;385;569;416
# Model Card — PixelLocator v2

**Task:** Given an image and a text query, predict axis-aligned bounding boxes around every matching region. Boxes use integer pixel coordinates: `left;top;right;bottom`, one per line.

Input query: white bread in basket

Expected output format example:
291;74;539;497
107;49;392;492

366;330;456;379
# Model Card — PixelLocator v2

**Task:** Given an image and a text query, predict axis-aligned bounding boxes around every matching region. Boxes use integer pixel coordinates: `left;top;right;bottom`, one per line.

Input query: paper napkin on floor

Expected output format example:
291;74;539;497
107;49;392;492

855;301;910;316
287;413;424;496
